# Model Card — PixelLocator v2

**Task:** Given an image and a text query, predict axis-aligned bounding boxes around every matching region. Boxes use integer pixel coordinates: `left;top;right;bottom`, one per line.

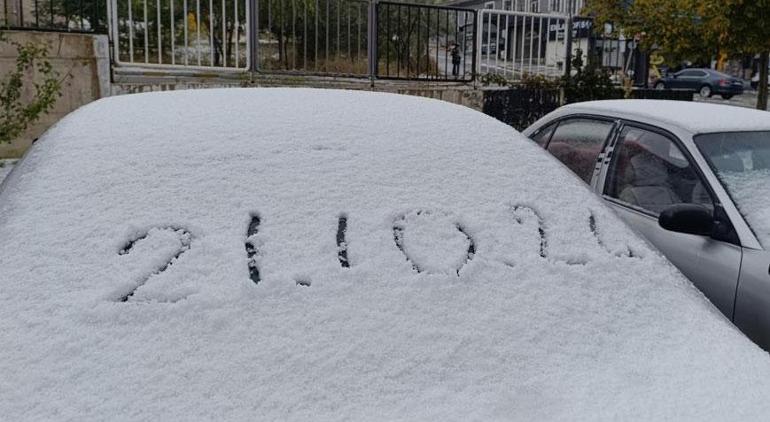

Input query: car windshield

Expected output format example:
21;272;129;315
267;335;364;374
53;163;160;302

694;131;770;247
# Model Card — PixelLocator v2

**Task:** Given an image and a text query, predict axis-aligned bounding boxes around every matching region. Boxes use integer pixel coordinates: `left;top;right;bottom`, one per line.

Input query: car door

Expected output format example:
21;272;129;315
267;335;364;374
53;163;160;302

675;69;707;90
598;123;742;318
542;117;617;189
667;70;686;89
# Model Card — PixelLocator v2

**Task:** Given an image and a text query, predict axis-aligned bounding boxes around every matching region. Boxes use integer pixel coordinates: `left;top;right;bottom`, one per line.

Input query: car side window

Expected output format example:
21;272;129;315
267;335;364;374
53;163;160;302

604;126;714;215
679;70;702;78
530;122;557;148
546;118;614;184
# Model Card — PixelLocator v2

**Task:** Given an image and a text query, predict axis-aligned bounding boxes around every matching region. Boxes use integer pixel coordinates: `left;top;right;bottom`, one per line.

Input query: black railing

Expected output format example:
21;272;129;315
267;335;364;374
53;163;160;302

483;87;694;131
483;87;561;131
376;1;476;81
632;88;695;101
1;0;106;32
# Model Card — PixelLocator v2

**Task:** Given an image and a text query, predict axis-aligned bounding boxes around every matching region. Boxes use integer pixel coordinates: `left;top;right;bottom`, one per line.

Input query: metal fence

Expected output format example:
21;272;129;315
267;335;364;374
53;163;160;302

483;87;560;130
483;87;693;131
106;0;626;83
476;9;570;82
109;0;249;69
257;0;370;76
107;0;481;78
496;0;584;15
2;0;106;31
376;2;476;81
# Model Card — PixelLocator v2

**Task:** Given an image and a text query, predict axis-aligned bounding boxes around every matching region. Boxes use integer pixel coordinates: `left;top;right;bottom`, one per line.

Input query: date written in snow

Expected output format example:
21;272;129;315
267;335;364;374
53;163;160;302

116;207;637;302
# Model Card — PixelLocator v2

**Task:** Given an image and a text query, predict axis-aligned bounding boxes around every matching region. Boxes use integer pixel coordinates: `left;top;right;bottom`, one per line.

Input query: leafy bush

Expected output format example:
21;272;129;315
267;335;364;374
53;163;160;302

0;32;65;144
561;49;622;103
481;49;619;103
480;73;510;87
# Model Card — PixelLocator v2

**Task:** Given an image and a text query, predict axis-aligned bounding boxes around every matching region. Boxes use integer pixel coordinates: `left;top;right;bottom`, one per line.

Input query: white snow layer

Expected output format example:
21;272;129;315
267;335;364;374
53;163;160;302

0;159;15;184
721;169;770;248
1;88;770;421
563;100;770;134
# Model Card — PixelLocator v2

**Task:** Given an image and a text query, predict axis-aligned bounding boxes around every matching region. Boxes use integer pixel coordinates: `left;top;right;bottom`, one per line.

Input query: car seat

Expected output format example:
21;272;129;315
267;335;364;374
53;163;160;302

619;152;683;213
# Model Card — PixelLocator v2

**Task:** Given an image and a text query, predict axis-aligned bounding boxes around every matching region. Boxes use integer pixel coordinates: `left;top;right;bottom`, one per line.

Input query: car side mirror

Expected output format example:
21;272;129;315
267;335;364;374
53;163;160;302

659;204;714;236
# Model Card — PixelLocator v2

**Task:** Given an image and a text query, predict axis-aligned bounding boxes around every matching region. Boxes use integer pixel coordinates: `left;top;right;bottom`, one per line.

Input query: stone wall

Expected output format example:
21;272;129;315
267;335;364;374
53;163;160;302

0;30;109;158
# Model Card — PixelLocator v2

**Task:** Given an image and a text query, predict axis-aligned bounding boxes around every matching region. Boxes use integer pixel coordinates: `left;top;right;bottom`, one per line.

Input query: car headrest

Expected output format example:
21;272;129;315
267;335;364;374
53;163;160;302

628;154;670;186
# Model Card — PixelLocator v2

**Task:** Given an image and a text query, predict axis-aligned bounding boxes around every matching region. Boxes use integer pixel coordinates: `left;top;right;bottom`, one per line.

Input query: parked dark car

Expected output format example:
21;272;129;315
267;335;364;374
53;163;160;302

655;68;744;99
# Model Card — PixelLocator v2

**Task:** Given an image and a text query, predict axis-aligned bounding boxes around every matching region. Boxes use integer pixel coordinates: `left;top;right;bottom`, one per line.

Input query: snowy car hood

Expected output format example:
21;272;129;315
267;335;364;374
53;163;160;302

1;88;770;420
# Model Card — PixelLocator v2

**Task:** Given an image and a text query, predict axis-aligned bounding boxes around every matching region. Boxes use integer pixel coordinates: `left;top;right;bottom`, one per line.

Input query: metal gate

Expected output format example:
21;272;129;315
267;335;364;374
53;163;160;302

476;9;570;82
375;1;476;82
108;0;250;70
108;0;480;80
2;0;107;31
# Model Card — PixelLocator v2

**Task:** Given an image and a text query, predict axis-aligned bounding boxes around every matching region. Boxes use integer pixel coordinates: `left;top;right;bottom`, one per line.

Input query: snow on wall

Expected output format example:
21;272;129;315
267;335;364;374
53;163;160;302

1;88;770;420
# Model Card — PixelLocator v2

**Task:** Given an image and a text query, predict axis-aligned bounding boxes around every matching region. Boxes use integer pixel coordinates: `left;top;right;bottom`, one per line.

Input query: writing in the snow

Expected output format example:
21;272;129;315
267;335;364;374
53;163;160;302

116;206;636;302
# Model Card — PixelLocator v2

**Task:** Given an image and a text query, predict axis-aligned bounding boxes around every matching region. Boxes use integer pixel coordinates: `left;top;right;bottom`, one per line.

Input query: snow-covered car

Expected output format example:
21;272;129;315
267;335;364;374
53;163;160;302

523;100;770;351
3;89;770;420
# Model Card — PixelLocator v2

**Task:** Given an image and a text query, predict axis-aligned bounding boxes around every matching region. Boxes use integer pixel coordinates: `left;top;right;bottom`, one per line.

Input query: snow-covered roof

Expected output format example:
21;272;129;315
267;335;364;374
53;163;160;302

563;100;770;134
2;88;770;420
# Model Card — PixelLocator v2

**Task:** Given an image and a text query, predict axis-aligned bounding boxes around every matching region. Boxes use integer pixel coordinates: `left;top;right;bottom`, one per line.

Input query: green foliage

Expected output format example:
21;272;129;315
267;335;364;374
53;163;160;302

584;0;717;64
562;49;621;103
0;32;65;144
584;0;770;109
480;73;510;87
38;0;106;32
480;49;619;103
520;74;563;90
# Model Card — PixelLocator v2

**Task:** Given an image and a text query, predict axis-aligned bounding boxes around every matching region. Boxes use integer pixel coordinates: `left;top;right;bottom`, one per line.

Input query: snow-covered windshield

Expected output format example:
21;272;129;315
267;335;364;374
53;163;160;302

694;131;770;247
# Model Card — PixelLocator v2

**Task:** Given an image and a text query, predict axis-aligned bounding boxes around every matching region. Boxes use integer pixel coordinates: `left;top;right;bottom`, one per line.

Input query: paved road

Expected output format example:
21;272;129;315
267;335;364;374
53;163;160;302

695;89;768;111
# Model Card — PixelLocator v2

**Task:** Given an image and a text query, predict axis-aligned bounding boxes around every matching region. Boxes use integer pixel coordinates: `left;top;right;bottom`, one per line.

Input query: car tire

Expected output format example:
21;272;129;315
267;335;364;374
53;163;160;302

655;82;666;90
699;85;713;98
721;94;733;100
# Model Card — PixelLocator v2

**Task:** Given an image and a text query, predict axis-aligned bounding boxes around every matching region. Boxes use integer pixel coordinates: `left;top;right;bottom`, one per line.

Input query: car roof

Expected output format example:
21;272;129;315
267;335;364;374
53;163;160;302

676;68;722;74
2;89;770;419
562;100;770;134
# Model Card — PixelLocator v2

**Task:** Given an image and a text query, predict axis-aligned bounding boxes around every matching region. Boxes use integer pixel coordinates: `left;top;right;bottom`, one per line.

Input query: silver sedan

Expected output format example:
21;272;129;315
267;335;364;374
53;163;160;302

524;100;770;349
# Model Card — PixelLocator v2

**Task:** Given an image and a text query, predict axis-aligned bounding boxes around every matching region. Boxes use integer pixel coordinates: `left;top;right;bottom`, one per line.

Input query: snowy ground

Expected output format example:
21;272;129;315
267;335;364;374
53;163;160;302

0;159;16;184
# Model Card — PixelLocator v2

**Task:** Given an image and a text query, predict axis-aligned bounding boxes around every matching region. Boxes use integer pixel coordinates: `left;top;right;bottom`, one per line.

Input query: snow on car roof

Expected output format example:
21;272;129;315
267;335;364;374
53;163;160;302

2;88;770;420
563;100;770;134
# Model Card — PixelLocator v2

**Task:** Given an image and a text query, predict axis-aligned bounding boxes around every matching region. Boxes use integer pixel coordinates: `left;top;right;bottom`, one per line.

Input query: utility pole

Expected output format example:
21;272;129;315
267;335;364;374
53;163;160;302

248;0;259;75
368;0;378;86
758;52;769;111
564;0;574;79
